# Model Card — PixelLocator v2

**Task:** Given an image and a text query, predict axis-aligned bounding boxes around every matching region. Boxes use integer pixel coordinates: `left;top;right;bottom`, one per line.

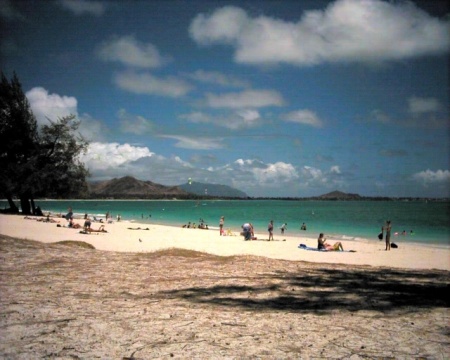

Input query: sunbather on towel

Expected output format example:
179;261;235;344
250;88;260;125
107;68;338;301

68;218;82;229
88;225;108;233
317;233;344;251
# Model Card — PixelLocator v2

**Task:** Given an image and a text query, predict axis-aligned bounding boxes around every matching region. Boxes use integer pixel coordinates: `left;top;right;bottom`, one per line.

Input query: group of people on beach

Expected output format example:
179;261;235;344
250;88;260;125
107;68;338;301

239;219;309;242
25;206;109;234
182;218;209;229
378;220;407;251
57;207;108;234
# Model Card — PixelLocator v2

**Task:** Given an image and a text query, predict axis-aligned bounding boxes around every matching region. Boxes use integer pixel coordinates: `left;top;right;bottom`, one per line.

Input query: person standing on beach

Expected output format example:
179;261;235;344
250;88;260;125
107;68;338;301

219;216;225;235
268;220;274;241
383;220;392;251
242;223;252;241
64;207;73;221
280;223;287;235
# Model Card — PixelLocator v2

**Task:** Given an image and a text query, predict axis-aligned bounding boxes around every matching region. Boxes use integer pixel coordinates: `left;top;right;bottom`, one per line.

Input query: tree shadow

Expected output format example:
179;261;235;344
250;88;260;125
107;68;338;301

156;265;449;314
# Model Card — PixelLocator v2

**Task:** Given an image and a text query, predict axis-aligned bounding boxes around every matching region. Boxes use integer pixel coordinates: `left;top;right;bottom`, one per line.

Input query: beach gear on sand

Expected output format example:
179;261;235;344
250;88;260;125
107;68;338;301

298;244;327;251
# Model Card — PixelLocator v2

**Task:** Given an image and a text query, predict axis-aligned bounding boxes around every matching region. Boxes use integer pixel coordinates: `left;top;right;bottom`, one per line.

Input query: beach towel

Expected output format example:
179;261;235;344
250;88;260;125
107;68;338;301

298;244;356;252
298;244;327;251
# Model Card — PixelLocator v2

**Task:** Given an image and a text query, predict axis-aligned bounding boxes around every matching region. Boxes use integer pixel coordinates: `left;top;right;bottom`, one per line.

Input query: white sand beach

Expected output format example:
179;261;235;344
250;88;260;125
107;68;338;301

1;214;448;270
1;213;449;358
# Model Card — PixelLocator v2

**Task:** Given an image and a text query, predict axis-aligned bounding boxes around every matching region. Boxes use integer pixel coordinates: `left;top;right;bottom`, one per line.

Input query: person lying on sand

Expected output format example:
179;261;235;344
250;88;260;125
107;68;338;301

317;233;344;251
90;225;107;233
80;225;108;234
68;218;82;229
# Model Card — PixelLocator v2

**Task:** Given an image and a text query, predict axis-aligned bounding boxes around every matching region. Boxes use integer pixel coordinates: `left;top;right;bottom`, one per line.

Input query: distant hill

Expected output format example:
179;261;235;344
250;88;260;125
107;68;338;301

178;181;248;198
89;176;189;199
316;191;362;200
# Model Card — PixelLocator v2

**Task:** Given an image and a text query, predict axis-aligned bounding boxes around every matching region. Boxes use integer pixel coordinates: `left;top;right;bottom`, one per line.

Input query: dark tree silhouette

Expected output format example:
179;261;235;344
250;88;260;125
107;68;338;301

0;72;89;215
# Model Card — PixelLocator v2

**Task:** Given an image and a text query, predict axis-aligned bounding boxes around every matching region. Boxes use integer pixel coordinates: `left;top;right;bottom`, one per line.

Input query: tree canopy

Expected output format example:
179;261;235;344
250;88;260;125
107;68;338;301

0;72;89;215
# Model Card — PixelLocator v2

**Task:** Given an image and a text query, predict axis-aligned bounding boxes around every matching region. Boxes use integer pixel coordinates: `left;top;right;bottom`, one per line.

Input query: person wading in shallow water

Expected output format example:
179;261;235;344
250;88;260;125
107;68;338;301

383;220;392;251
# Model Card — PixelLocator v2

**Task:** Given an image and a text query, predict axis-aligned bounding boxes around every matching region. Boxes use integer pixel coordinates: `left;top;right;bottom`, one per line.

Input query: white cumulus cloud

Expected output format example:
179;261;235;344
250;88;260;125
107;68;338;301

204;89;284;108
190;6;248;45
26;87;78;125
330;166;341;174
408;96;442;114
160;135;224;150
187;70;250;88
189;0;450;66
114;70;192;98
282;109;324;127
180;109;262;130
252;162;299;184
117;109;155;135
413;169;450;185
81;142;154;171
97;35;167;68
26;87;107;141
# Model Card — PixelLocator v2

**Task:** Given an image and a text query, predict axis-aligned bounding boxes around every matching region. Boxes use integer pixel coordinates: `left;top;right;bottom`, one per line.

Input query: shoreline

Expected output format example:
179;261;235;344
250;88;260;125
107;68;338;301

1;214;449;270
2;199;449;246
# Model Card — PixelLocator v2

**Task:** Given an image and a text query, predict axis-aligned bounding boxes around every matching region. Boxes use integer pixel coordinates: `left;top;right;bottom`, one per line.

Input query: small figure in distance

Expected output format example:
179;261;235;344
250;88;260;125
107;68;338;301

64;207;73;220
301;222;307;231
268;220;274;241
242;223;252;241
90;225;107;233
383;220;392;251
83;217;91;231
280;223;287;235
317;233;344;251
68;217;82;229
219;216;225;235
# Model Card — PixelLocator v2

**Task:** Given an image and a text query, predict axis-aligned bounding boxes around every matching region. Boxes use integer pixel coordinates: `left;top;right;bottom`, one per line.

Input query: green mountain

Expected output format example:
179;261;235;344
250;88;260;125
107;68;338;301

88;176;189;199
316;191;361;200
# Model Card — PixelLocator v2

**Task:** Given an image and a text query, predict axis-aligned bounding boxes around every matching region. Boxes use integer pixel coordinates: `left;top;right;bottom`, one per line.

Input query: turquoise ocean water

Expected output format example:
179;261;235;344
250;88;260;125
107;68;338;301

2;200;449;246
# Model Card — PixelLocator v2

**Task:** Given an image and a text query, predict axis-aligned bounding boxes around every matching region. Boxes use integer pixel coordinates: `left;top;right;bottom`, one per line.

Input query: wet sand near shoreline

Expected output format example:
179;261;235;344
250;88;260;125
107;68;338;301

1;235;449;359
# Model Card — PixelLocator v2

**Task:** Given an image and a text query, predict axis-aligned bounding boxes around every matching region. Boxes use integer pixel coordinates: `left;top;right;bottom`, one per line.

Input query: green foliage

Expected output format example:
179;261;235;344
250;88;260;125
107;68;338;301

34;115;90;198
0;72;38;207
0;72;89;213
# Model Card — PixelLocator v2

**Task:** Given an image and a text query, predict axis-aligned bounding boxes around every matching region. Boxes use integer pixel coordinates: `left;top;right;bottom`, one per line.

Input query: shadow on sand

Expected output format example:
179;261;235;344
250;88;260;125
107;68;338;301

156;266;449;314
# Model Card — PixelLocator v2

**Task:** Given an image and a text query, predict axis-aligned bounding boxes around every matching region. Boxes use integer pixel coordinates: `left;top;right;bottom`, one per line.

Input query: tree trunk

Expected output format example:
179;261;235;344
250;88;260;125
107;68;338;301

20;196;31;215
5;196;19;213
30;198;36;215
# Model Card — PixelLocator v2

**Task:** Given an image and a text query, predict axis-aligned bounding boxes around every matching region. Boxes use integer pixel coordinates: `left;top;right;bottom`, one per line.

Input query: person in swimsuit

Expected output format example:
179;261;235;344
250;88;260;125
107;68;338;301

317;233;344;251
268;220;274;241
219;216;225;235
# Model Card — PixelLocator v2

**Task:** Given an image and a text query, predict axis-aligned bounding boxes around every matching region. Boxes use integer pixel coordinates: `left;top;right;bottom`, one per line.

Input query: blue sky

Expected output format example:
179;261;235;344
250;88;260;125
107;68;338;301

1;0;449;197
